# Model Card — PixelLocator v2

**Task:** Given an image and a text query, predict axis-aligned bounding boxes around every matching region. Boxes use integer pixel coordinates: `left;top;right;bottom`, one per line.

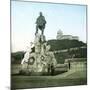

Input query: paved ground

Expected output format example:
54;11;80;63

11;65;87;89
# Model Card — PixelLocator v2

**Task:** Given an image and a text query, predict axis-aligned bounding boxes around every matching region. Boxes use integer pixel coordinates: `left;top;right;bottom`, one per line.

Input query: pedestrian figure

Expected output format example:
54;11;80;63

68;60;71;69
51;63;55;76
47;64;51;75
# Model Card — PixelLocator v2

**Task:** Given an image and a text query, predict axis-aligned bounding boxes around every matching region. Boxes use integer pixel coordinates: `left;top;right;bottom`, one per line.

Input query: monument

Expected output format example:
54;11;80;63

20;12;57;75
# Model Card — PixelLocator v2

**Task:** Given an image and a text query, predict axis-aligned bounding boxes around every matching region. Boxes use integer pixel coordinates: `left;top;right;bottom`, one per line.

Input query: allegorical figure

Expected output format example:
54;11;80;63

35;12;46;35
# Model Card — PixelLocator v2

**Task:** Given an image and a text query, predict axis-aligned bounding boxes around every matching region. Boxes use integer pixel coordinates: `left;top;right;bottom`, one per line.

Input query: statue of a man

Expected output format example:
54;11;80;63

35;12;46;35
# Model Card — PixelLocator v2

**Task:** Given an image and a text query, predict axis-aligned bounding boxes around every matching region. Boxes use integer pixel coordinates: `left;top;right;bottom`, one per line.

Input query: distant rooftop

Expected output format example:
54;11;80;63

56;30;79;40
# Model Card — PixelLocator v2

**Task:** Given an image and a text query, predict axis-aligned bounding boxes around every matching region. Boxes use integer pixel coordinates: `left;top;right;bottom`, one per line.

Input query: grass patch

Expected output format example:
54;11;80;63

11;76;87;89
11;69;87;89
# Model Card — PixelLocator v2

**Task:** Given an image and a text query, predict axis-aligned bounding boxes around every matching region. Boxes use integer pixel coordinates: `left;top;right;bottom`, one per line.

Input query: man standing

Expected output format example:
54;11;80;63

35;12;46;35
47;64;51;75
51;63;55;76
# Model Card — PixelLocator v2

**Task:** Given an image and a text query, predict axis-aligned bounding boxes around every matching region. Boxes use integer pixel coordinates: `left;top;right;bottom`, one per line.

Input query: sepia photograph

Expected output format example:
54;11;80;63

11;0;87;89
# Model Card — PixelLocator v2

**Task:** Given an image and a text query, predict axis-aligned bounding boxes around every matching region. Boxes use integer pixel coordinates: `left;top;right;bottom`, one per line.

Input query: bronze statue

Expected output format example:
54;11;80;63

35;12;46;35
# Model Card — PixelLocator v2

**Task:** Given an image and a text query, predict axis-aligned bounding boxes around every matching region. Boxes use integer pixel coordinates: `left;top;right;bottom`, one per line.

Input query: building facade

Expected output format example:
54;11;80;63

56;30;79;40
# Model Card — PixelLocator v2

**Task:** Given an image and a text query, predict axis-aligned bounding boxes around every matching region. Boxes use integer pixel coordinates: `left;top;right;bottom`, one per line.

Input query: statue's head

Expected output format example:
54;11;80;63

39;12;43;16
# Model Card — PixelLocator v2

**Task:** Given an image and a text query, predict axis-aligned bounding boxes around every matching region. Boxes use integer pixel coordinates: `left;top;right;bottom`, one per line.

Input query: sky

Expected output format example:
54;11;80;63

11;0;87;52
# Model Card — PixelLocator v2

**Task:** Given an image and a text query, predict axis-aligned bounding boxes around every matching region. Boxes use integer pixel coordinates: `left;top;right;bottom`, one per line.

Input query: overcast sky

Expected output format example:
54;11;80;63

11;0;87;52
